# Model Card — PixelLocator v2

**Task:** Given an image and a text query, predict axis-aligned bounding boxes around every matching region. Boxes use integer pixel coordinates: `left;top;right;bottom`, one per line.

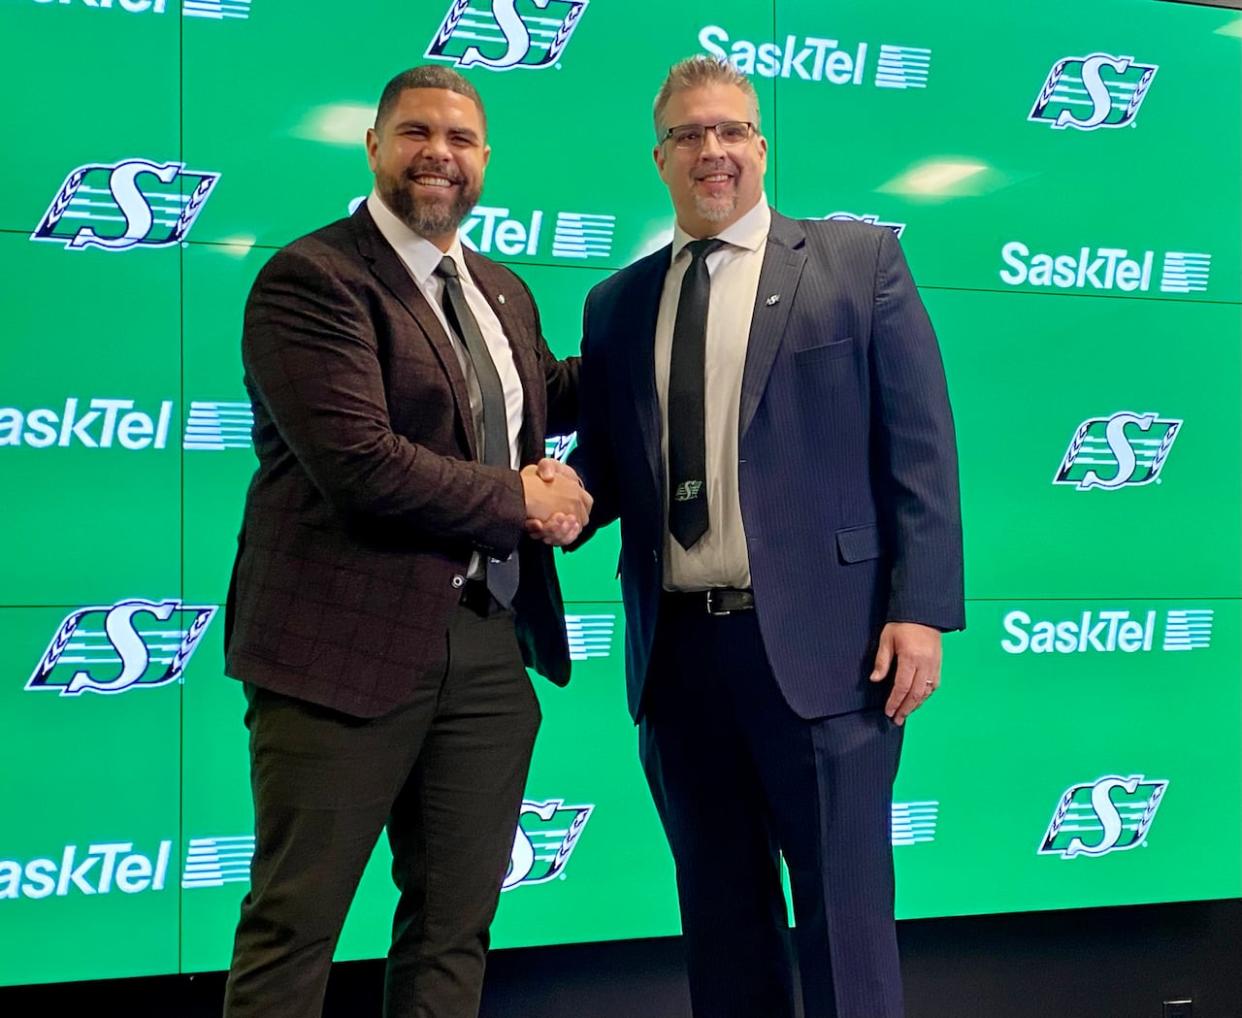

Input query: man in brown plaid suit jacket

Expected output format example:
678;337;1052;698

220;66;589;1018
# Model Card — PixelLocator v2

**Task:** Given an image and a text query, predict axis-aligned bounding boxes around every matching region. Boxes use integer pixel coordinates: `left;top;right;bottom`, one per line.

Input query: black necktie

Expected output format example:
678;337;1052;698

435;255;519;608
667;237;723;551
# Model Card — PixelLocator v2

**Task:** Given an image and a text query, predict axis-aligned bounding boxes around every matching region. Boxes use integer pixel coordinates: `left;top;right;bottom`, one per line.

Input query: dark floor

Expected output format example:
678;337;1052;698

0;899;1238;1018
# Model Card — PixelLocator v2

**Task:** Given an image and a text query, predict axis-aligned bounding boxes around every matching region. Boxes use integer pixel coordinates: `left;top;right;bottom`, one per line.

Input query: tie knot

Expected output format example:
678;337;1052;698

686;237;724;262
435;255;459;280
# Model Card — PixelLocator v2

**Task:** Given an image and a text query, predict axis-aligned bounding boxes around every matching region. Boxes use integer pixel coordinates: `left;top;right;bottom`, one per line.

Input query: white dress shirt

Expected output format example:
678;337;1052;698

368;190;524;576
655;196;770;590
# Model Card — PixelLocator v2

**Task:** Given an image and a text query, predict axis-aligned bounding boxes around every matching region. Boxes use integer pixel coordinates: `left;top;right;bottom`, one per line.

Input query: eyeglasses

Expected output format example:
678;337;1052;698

662;121;755;150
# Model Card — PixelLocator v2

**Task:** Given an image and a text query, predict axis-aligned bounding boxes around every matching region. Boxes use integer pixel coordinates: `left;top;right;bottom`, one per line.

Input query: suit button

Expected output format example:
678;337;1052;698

451;575;465;589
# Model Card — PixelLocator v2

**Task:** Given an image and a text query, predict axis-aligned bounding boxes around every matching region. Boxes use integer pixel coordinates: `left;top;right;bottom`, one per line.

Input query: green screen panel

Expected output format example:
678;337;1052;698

179;602;680;973
769;0;1242;300
0;606;183;986
897;599;1242;918
177;248;625;607
927;289;1242;600
0;232;182;606
0;0;1239;991
0;1;180;237
181;242;272;605
179;617;251;974
180;0;776;266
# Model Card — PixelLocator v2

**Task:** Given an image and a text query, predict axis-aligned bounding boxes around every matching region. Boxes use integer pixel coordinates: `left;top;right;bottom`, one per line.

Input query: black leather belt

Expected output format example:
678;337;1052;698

665;587;755;616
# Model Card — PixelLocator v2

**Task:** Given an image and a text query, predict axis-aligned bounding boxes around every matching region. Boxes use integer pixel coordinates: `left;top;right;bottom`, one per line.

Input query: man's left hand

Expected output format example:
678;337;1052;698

869;622;942;726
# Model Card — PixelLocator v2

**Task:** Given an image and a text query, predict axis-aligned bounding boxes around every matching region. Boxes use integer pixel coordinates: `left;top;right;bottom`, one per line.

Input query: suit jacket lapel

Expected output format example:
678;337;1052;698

740;211;807;438
465;250;545;466
627;247;672;491
351;206;479;460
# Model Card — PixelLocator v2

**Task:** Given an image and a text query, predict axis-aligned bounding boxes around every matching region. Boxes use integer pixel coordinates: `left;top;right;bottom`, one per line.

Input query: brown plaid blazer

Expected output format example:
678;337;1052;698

223;204;578;717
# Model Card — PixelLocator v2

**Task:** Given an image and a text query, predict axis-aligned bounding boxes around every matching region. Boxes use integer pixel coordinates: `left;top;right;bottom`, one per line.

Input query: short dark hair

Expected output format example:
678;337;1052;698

374;65;487;134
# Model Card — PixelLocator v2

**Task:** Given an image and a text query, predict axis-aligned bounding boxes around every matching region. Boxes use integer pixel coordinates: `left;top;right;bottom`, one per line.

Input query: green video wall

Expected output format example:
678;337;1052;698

1;0;1241;989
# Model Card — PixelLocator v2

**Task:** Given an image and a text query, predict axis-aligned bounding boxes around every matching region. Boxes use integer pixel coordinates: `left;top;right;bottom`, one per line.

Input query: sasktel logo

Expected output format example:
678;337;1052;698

700;26;930;89
426;0;588;71
0;841;172;900
0;398;253;451
32;0;251;18
999;243;1211;295
348;198;616;261
1001;608;1213;655
1029;54;1157;131
27;599;217;696
461;205;615;260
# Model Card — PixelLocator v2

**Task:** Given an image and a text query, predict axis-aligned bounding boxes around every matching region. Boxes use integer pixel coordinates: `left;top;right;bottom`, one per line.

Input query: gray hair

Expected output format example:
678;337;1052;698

652;56;761;140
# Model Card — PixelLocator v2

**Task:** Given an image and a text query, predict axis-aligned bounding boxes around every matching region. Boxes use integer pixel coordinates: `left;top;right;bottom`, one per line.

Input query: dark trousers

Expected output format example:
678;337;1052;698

640;599;905;1018
222;600;540;1018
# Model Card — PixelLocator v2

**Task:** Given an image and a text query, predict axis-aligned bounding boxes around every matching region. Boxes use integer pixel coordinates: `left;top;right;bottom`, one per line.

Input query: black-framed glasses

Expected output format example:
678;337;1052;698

662;121;755;150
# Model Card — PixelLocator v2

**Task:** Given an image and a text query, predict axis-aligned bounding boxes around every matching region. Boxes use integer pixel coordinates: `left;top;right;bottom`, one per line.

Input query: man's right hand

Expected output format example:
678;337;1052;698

520;462;592;546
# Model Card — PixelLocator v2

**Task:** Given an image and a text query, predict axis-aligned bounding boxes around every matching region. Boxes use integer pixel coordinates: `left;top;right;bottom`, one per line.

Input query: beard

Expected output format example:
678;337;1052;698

693;191;738;223
691;161;741;223
376;161;481;238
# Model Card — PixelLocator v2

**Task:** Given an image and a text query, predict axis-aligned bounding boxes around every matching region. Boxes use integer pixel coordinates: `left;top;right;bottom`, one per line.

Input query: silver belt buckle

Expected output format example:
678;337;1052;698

704;589;733;616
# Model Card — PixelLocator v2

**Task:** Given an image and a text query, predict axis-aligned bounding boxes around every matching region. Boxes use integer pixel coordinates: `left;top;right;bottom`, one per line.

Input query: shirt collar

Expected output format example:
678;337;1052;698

367;188;470;286
671;193;771;262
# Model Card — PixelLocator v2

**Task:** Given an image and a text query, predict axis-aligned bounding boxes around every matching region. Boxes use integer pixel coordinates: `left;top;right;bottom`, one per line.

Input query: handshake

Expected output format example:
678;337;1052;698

520;459;594;547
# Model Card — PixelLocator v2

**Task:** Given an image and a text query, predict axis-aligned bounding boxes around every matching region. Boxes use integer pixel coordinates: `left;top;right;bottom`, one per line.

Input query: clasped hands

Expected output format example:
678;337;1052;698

521;459;593;547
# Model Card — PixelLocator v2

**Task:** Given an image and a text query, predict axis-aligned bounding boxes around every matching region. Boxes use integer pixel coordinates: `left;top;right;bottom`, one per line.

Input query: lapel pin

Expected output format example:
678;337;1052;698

497;293;506;305
765;293;780;306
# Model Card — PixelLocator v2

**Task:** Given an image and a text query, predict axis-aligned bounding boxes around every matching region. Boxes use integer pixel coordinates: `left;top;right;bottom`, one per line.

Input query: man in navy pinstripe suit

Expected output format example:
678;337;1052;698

564;56;964;1018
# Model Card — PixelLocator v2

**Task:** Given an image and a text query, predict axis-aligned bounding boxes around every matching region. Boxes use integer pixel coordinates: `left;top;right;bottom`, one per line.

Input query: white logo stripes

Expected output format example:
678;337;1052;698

565;613;614;661
183;401;253;451
1159;253;1212;294
183;0;251;18
181;836;256;888
875;45;931;89
892;801;938;845
551;213;617;259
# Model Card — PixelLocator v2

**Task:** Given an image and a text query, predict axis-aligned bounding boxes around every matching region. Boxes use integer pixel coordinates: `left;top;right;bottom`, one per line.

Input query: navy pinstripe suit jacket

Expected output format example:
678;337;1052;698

570;209;964;721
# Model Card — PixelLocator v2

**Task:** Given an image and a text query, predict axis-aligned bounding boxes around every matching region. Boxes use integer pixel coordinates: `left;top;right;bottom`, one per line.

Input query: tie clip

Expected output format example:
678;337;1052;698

765;293;780;306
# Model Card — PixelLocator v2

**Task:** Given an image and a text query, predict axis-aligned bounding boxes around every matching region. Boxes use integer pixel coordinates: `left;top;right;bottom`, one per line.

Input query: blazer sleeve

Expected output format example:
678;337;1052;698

869;228;965;631
566;286;622;544
242;244;526;556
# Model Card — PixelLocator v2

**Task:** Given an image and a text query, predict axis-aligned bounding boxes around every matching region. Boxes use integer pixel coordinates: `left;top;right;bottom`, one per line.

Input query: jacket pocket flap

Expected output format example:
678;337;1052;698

836;524;883;563
792;335;855;358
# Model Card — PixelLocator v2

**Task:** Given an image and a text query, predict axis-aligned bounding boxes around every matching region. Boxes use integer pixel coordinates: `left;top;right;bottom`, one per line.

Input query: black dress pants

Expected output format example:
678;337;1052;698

223;600;540;1018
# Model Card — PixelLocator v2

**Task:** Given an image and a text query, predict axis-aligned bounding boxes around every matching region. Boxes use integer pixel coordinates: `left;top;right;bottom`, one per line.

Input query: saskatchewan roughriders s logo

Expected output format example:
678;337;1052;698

1054;411;1181;491
32;159;220;251
1039;775;1168;859
425;0;588;71
502;799;593;890
823;211;905;238
1029;54;1158;131
27;599;217;696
